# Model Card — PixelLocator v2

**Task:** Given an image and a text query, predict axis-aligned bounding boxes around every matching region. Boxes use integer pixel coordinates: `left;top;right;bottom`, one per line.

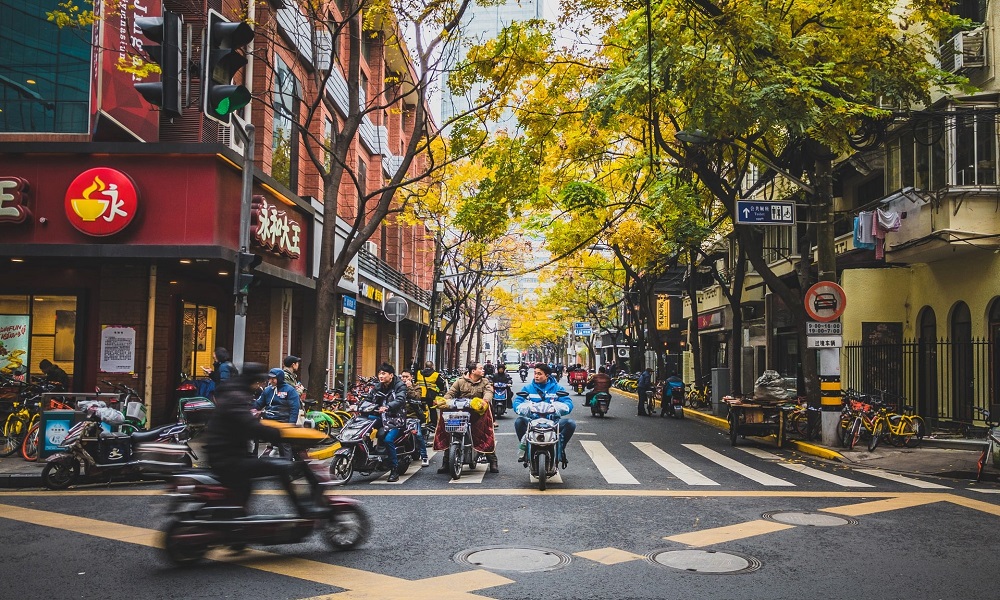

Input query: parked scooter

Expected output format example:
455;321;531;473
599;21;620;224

491;381;509;418
161;425;369;565
440;398;481;480
590;392;611;417
41;407;196;490
328;401;421;484
660;381;685;419
516;390;570;491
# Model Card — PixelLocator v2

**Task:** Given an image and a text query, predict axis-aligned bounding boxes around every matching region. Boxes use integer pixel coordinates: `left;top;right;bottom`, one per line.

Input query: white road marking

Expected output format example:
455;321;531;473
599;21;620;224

968;488;1000;494
738;447;873;487
580;441;640;484
855;468;951;489
682;444;795;486
632;442;718;486
372;450;437;484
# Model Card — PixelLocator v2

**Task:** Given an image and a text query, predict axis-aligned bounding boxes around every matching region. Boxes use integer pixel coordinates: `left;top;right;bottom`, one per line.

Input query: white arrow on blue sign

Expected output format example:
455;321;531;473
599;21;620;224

736;200;796;225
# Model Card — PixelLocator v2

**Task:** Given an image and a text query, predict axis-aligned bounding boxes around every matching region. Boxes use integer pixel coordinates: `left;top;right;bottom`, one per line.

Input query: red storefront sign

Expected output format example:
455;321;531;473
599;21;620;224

63;167;139;236
697;310;724;330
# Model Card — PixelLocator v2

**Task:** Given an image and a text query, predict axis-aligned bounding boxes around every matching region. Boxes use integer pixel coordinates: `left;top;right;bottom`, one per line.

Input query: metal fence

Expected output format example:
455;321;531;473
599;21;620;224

843;338;993;428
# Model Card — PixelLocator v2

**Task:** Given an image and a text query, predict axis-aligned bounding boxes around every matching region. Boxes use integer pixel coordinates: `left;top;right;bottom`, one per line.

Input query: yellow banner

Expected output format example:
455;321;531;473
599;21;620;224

656;295;670;330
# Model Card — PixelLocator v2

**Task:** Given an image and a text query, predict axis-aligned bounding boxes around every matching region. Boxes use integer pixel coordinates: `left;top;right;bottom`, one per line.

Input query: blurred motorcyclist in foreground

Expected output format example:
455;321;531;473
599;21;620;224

204;363;325;517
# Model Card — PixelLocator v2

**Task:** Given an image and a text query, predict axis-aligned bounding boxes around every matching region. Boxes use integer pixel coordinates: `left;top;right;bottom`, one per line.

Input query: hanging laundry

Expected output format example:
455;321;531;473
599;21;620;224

873;208;901;259
854;211;875;249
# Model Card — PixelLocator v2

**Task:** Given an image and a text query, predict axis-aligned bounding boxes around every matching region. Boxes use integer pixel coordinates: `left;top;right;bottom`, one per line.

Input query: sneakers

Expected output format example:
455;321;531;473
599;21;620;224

421;457;429;467
387;469;400;482
517;447;526;462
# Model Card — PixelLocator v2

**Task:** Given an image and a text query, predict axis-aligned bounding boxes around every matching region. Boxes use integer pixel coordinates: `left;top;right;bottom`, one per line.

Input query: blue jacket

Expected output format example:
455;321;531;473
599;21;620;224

637;370;651;389
255;370;301;423
514;376;573;416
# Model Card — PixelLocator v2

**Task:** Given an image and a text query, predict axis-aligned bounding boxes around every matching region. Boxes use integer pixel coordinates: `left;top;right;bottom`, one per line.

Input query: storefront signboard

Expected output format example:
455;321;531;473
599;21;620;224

0;315;30;379
697;310;723;330
0;177;31;223
64;167;139;236
100;326;136;373
656;295;671;330
252;196;302;258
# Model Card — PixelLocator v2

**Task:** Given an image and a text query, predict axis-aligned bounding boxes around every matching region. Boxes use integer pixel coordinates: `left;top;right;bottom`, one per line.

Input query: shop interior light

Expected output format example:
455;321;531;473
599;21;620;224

179;259;191;264
11;258;23;262
218;271;229;276
169;280;178;284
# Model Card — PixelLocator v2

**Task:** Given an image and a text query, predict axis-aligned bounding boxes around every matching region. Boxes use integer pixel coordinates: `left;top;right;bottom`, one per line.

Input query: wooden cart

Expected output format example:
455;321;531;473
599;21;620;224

722;396;793;448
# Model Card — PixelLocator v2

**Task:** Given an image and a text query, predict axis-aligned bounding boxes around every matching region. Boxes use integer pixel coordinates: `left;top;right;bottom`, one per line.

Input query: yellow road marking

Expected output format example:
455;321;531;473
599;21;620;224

943;494;1000;517
0;502;512;600
665;519;795;547
574;547;645;565
821;494;945;516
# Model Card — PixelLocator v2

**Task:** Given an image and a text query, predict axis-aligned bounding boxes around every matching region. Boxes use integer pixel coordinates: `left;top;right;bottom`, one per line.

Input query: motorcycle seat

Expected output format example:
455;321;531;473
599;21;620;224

131;423;181;442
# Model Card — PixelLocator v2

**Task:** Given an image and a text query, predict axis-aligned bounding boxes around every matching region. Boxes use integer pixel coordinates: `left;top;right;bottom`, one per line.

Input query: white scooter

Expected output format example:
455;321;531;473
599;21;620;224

515;390;571;491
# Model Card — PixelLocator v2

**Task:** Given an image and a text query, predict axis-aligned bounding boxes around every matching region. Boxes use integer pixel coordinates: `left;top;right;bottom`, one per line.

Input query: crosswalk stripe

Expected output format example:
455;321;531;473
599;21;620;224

580;441;640;484
632;442;719;486
738;447;873;487
372;450;437;484
682;444;795;486
855;468;951;489
449;470;487;484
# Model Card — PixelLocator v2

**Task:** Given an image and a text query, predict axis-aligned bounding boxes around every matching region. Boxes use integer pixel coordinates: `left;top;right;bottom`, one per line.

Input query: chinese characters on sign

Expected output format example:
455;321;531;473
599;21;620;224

805;335;843;349
656;294;671;330
63;168;138;236
100;326;136;373
735;200;796;225
252;196;301;258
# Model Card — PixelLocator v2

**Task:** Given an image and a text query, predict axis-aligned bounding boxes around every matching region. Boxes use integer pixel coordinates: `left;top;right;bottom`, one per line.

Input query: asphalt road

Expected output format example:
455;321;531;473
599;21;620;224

2;383;999;599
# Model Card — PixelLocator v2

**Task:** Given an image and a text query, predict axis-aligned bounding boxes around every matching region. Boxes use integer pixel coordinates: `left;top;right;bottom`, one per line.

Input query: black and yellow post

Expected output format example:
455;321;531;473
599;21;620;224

819;376;841;407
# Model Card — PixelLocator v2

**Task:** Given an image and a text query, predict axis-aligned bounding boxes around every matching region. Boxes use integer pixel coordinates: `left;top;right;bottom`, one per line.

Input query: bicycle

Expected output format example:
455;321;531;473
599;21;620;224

99;380;148;434
868;391;925;450
974;404;1000;482
684;383;713;411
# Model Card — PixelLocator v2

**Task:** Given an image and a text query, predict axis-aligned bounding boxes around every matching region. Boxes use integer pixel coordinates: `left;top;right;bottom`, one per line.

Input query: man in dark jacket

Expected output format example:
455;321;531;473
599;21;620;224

637;367;652;416
254;368;301;458
585;366;612;407
367;362;408;481
205;363;324;517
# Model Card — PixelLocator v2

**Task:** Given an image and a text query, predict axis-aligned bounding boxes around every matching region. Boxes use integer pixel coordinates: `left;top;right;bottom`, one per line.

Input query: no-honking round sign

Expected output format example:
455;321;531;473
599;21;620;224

804;281;846;322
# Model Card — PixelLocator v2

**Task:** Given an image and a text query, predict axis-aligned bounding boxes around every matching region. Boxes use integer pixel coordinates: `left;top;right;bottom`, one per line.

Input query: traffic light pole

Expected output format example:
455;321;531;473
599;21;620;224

231;122;255;370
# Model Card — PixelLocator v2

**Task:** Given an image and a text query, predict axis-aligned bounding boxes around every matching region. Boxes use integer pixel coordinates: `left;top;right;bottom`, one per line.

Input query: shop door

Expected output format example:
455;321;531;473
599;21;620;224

180;303;218;379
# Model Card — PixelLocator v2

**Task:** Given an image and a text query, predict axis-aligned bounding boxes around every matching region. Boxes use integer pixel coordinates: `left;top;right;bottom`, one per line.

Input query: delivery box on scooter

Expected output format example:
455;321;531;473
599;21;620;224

99;432;132;463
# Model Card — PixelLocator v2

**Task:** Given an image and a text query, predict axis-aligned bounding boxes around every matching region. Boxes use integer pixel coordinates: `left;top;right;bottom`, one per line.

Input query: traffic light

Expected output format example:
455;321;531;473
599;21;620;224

235;251;263;296
133;11;183;117
203;10;254;124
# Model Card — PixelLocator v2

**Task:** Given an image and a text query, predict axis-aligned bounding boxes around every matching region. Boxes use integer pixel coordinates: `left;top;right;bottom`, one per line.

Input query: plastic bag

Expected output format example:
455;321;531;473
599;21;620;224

753;370;788;401
94;406;126;425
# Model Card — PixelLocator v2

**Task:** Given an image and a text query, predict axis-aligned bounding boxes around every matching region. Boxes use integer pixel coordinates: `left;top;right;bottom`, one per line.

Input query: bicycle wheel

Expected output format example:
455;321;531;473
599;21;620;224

904;416;926;448
847;418;862;450
868;419;884;452
0;414;25;457
21;423;39;461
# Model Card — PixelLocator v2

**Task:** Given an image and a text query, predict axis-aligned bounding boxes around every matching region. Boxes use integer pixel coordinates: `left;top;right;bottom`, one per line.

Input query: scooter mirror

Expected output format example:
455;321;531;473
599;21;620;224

515;391;528;398
556;391;569;397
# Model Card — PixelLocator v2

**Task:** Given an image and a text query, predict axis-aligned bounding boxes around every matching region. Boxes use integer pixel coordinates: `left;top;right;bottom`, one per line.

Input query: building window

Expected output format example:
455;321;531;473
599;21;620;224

885;119;947;192
272;56;300;190
953;107;996;186
180;303;217;379
0;295;78;386
0;1;90;133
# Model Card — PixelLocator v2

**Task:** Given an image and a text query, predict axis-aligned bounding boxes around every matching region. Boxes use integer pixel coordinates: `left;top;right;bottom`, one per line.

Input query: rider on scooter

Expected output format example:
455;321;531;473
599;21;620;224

204;363;326;517
490;364;513;409
585;366;612;407
366;362;408;482
514;363;575;466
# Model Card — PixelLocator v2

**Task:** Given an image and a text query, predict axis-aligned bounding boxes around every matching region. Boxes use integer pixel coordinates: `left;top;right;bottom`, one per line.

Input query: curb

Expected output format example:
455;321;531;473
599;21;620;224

0;472;42;489
613;388;847;462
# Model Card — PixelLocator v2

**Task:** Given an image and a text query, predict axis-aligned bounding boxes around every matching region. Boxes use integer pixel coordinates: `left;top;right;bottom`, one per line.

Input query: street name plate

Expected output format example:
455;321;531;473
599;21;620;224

806;321;841;335
806;335;842;348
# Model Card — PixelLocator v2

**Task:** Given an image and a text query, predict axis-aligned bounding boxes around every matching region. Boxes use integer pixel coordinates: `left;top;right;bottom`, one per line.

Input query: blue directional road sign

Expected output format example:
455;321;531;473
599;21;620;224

736;200;796;225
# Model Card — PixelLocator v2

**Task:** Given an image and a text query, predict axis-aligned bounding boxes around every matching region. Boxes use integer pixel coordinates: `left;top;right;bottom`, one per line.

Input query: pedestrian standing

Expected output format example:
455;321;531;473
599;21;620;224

637;367;652;416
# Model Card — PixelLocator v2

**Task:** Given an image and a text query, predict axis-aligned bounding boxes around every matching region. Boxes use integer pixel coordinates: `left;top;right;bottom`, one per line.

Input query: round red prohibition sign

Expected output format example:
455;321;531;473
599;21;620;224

64;167;139;236
804;281;846;322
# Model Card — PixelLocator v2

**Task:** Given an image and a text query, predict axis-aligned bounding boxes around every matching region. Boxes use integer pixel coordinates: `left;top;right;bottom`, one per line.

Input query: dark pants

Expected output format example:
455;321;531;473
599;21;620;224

212;457;318;513
637;387;651;415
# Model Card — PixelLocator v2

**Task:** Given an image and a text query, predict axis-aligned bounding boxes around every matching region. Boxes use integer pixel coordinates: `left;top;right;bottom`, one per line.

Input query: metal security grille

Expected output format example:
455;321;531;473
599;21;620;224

843;338;993;428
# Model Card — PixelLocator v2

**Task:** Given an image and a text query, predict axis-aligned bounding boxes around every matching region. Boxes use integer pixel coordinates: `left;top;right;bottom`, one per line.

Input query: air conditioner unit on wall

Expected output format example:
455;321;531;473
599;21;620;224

942;27;986;72
364;240;378;255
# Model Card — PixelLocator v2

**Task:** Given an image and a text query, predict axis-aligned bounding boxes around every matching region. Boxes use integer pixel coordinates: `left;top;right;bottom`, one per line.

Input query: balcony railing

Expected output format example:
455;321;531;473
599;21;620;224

358;248;431;306
884;187;1000;263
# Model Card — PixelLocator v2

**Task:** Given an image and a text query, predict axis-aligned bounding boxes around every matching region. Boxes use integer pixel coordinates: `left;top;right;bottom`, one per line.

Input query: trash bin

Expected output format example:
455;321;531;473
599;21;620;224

712;368;730;418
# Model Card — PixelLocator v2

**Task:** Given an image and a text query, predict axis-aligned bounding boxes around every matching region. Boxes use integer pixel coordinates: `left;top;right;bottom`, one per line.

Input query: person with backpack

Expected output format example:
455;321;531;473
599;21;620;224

254;368;301;458
416;361;447;427
637;367;653;416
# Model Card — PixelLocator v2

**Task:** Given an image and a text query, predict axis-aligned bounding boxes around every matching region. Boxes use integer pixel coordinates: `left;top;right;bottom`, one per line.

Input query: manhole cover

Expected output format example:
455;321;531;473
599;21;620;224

454;546;572;572
761;511;857;526
647;549;761;574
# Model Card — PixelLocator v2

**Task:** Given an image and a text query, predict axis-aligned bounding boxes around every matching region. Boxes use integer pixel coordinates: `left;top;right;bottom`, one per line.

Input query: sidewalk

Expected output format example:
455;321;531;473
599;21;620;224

618;388;989;481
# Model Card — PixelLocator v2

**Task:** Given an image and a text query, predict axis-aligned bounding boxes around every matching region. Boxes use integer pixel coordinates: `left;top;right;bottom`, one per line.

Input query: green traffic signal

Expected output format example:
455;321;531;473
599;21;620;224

203;10;254;124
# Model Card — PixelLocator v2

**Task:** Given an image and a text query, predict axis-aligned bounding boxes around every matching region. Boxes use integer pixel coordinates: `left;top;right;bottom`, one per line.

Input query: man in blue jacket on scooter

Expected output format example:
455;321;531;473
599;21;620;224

514;362;575;467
